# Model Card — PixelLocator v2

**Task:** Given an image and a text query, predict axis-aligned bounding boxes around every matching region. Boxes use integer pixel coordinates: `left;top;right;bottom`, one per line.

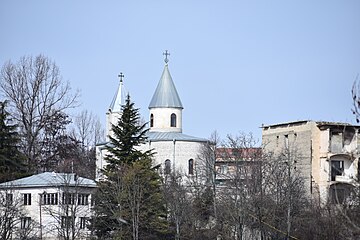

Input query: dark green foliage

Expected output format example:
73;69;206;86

93;95;169;239
105;95;152;171
0;101;27;182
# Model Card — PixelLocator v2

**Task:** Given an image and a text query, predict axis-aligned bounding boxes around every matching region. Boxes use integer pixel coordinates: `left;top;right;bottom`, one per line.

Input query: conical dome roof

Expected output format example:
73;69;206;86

109;77;126;112
149;64;183;109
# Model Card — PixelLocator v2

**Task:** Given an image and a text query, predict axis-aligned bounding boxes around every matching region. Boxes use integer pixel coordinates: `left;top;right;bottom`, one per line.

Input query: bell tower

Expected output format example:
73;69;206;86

148;51;183;133
106;72;126;140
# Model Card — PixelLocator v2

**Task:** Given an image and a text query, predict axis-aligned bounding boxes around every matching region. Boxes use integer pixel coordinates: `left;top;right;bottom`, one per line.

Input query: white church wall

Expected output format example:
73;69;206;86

139;140;204;176
149;108;182;133
106;111;121;141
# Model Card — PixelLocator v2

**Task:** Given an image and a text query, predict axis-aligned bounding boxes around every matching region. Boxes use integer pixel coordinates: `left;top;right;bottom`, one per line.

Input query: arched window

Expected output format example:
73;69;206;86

164;159;171;174
188;159;194;175
150;114;154;127
171;113;176;127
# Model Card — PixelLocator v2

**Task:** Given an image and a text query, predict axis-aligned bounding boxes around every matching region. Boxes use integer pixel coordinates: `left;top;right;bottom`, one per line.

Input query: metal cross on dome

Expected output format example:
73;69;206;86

118;72;124;82
163;50;170;64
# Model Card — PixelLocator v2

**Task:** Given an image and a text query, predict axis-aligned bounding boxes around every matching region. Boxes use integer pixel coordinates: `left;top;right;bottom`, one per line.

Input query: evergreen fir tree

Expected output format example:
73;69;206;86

0;101;26;182
105;94;152;172
93;95;169;239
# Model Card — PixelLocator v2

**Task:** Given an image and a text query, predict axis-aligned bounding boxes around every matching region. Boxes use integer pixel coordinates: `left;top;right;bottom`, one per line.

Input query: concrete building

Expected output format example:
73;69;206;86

96;54;207;180
0;172;96;239
262;120;360;203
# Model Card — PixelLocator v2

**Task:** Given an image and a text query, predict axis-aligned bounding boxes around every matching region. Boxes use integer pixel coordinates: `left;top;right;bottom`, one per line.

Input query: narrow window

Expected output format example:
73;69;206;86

61;216;73;229
284;134;289;149
164;159;171;174
79;217;87;229
6;193;13;205
23;193;31;205
20;217;31;229
41;193;58;205
170;113;176;127
188;159;194;175
331;160;344;181
77;194;89;205
150;114;154;127
62;193;76;205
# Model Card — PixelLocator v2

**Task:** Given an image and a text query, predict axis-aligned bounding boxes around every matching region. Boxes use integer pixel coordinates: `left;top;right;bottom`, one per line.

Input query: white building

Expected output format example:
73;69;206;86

96;55;207;179
0;172;96;240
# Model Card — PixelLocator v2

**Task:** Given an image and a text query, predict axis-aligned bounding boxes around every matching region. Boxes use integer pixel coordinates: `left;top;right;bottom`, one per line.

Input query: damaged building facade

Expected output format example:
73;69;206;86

262;120;359;203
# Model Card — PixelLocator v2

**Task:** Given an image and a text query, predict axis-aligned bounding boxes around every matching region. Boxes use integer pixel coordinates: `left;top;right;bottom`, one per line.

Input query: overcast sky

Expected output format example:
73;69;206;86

1;0;359;143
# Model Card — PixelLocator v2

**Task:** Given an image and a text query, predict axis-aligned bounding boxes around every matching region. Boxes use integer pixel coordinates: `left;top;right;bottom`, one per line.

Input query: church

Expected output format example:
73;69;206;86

95;52;207;180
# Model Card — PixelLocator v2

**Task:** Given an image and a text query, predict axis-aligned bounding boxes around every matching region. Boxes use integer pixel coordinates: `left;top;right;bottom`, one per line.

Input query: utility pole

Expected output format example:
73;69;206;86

286;148;291;240
39;193;43;240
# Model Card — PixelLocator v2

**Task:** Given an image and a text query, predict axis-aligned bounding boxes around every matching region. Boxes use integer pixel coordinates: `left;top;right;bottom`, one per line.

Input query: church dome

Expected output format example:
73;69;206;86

148;64;183;109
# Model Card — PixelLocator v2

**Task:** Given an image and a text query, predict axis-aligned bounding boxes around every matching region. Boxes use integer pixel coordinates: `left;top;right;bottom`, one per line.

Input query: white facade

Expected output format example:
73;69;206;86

0;172;96;240
149;107;182;133
139;139;204;175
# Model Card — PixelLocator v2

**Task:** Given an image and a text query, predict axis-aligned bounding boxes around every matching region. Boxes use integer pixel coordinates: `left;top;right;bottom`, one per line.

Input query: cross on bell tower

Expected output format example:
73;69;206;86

118;72;124;82
163;50;170;64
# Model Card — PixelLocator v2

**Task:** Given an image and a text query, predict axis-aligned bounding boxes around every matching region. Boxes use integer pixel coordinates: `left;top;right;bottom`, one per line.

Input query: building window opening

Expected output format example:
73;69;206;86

20;217;31;229
23;193;31;205
284;134;289;149
62;193;76;205
41;193;58;205
150;114;154;127
171;113;176;127
165;159;171;174
6;193;13;205
331;160;344;181
79;217;87;229
330;132;343;153
188;159;194;175
78;194;89;205
61;216;74;229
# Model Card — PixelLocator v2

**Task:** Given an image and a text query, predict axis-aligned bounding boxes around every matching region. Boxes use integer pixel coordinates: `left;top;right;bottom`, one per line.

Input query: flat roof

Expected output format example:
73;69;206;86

262;120;360;129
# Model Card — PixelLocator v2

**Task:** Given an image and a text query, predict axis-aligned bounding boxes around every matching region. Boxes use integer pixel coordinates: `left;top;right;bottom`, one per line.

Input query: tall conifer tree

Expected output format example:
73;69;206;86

93;95;168;239
0;101;26;182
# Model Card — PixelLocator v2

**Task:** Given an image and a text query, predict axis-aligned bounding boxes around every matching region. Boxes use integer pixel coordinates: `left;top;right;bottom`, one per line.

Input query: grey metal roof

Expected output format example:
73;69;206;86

149;64;183;109
0;172;96;188
146;131;207;142
109;80;126;112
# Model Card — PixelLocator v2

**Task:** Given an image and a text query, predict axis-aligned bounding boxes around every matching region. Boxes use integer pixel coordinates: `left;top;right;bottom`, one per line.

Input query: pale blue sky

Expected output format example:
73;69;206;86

1;0;359;142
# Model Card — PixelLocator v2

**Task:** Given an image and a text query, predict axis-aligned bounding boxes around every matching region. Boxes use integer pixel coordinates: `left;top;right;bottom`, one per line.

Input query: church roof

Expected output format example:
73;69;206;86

109;77;126;113
96;132;207;146
0;172;96;188
146;131;207;142
149;64;183;109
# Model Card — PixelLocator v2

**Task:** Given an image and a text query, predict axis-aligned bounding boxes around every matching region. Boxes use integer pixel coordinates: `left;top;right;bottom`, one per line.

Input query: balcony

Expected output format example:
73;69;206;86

335;175;354;184
329;130;357;154
330;158;357;183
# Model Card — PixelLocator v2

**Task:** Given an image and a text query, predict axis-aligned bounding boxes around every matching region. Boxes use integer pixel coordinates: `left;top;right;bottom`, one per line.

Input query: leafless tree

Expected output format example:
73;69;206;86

0;186;38;239
41;173;94;240
216;132;261;239
163;171;191;240
197;131;220;219
71;110;104;148
0;55;79;172
352;74;360;122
